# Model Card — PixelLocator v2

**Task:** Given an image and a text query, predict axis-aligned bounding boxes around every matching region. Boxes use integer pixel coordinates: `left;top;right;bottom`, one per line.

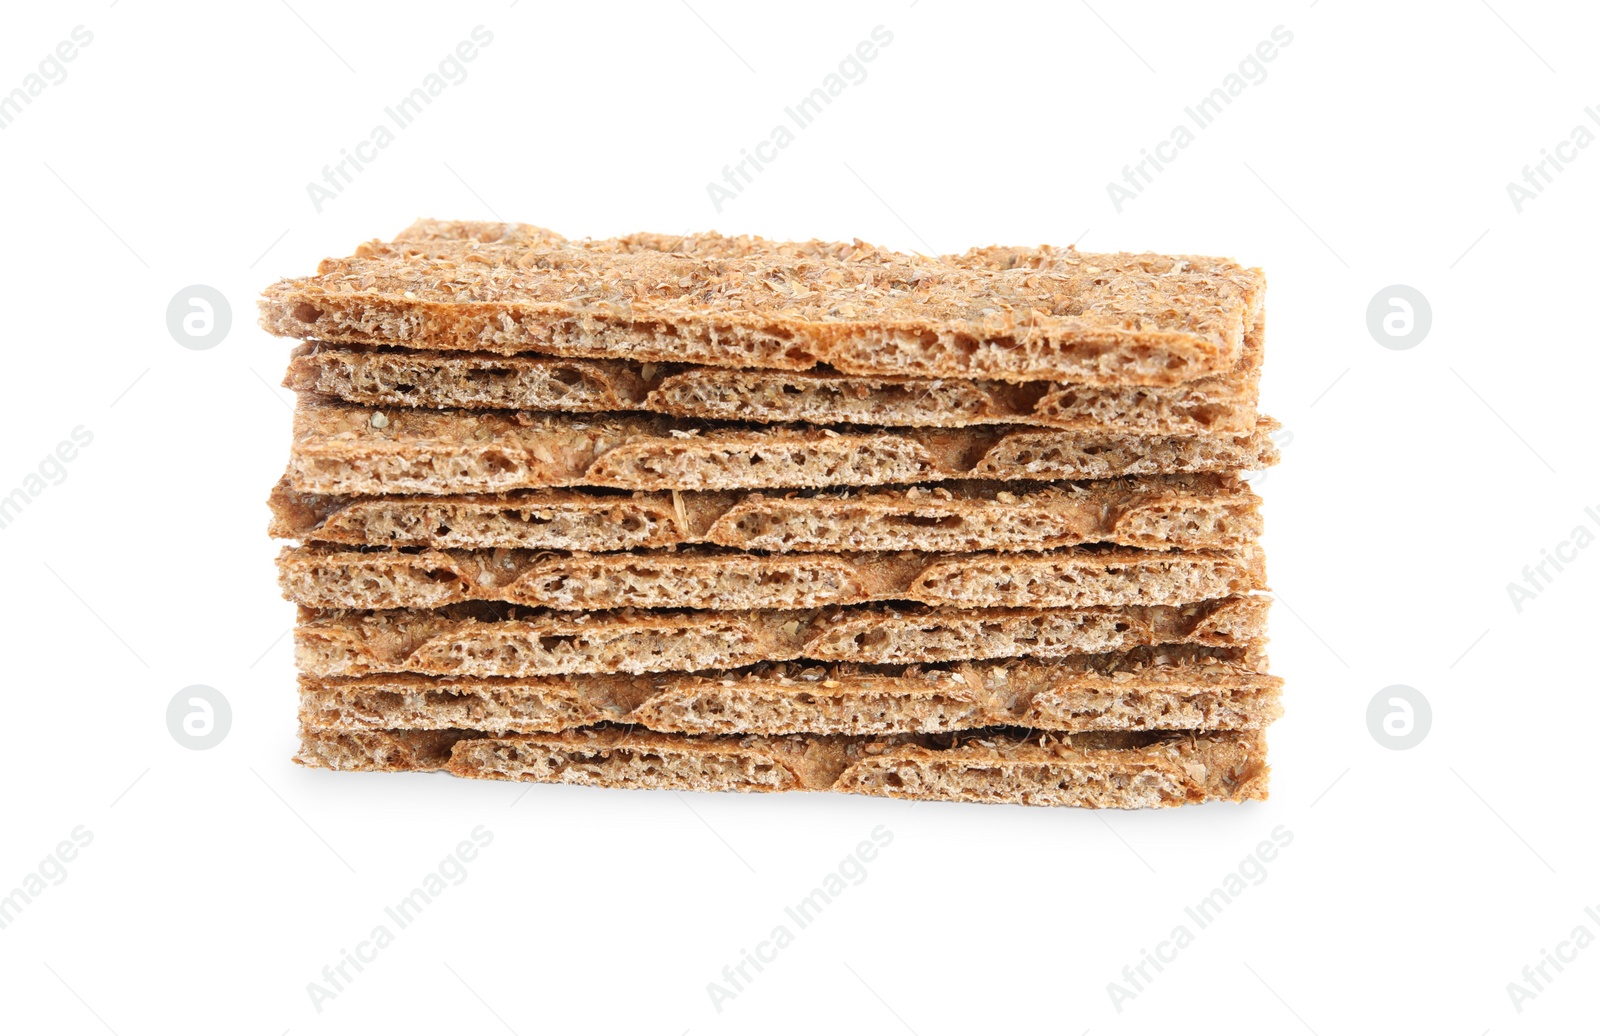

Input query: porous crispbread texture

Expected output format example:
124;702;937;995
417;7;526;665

300;672;656;734
285;398;1279;495
668;477;1264;554
277;542;1266;612
284;342;652;412
445;727;832;792
292;726;464;771
804;597;1267;666
649;339;1262;432
298;646;1280;736
268;474;1262;554
826;729;1269;807
268;480;691;552
430;726;1270;806
259;219;1264;386
290;320;1264;434
301;671;992;737
899;544;1265;610
293;596;1269;677
634;654;1281;735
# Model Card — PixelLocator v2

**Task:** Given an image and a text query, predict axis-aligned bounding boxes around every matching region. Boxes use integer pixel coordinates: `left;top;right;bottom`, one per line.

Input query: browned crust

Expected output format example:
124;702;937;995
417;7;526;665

259;220;1264;386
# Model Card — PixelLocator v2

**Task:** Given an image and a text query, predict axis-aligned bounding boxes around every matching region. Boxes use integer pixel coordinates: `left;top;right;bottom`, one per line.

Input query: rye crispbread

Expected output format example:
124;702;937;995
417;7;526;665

285;343;654;414
298;647;1279;736
286;397;1279;495
268;474;1263;554
259;219;1264;386
277;542;1265;612
293;727;466;772
645;332;1263;432
285;319;1262;434
267;218;1282;808
293;596;1269;678
294;724;1270;807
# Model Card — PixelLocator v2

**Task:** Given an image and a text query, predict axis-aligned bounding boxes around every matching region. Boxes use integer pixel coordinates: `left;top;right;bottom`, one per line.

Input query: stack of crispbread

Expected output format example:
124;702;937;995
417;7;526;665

260;220;1279;808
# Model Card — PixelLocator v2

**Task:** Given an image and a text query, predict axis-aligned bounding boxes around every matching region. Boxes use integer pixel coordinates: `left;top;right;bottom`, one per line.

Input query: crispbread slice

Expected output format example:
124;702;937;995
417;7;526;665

267;473;1263;553
286;398;1279;495
284;342;653;412
286;319;1263;434
294;727;466;772
293;596;1269;677
298;647;1280;736
277;542;1266;611
825;729;1269;806
296;724;1271;807
259;219;1264;386
650;333;1262;432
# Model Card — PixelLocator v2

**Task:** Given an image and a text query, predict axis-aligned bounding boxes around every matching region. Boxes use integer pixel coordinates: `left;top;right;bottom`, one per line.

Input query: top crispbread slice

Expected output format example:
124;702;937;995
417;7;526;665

260;219;1264;386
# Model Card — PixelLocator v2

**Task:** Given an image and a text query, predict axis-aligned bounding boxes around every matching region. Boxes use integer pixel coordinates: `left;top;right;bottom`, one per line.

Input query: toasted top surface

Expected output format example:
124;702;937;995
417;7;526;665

263;218;1262;354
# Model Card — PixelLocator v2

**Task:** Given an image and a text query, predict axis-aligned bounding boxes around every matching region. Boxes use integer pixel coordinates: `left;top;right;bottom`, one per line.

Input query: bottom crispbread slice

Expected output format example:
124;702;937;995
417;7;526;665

298;646;1279;736
826;729;1269;807
294;727;466;772
294;596;1270;678
268;473;1263;554
294;725;1268;807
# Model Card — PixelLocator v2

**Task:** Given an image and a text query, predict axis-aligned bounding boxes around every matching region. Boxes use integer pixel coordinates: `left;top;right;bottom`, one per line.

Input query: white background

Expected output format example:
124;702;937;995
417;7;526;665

1;1;1596;1032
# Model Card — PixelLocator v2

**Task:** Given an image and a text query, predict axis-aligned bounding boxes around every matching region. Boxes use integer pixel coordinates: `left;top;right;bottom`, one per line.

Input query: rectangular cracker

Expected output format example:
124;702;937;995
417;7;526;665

298;647;1280;737
285;318;1263;434
259;219;1264;386
295;725;1270;807
267;473;1263;553
277;542;1266;612
286;397;1279;495
293;596;1269;678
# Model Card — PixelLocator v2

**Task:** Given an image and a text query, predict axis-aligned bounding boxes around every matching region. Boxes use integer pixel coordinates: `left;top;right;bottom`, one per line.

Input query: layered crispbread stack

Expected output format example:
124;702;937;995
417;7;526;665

261;220;1279;808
